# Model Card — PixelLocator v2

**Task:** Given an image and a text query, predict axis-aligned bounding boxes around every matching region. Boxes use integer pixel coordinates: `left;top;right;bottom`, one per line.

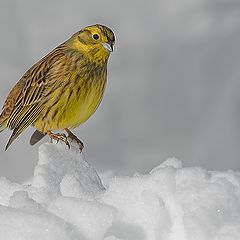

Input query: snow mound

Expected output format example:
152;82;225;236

0;143;240;240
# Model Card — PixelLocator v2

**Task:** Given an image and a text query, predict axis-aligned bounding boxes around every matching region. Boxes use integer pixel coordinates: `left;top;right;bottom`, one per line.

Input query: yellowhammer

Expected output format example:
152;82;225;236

0;24;115;151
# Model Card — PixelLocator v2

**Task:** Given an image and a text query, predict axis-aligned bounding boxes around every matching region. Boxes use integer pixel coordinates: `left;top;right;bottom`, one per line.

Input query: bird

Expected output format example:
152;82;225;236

0;24;115;151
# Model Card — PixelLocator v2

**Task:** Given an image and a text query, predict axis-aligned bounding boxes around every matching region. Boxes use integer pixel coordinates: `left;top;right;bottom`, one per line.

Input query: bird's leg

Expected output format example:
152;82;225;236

64;128;84;152
47;130;70;149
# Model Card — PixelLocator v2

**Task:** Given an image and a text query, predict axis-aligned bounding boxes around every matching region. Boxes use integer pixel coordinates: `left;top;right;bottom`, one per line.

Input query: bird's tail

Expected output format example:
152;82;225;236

30;130;46;145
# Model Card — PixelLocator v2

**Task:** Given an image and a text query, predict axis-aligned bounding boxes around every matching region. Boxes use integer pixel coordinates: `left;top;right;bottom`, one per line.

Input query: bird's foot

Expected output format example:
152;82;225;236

47;131;70;149
65;128;84;152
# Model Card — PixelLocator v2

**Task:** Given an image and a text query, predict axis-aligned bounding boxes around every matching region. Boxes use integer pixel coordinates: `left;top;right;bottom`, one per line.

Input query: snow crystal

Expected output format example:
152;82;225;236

0;205;80;240
0;177;26;206
9;191;41;210
0;141;240;240
32;142;105;200
48;196;116;240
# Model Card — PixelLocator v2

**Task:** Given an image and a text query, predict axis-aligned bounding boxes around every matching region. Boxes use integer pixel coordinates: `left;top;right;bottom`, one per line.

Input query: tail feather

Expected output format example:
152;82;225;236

30;130;46;145
5;126;26;151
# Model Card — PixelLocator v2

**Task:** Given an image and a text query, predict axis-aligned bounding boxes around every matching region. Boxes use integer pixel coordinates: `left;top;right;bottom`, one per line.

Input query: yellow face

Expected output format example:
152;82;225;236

72;24;115;63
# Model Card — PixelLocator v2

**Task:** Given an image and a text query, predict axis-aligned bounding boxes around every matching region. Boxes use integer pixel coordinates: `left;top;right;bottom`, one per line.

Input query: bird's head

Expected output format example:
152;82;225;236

70;24;115;64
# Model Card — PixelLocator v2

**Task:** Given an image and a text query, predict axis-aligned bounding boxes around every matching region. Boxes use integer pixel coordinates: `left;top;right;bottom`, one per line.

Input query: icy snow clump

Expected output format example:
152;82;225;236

0;142;240;240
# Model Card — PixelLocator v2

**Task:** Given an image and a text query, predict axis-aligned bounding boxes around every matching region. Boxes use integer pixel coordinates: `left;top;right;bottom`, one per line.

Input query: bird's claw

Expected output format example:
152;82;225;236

48;132;70;149
47;130;84;152
65;129;84;152
67;135;84;152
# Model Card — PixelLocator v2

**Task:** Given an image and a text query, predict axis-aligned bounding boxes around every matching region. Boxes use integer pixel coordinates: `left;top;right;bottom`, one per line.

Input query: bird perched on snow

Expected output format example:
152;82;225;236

0;24;115;151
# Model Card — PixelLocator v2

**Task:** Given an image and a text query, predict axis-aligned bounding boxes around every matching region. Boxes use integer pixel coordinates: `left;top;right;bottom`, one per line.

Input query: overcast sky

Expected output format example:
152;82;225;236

0;0;240;182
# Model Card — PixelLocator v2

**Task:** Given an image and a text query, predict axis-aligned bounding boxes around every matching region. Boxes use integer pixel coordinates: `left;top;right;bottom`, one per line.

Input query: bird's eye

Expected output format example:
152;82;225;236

93;34;100;40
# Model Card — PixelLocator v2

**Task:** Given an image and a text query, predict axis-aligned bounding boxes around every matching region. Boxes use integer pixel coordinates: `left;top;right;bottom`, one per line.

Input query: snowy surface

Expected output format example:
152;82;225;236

0;143;240;240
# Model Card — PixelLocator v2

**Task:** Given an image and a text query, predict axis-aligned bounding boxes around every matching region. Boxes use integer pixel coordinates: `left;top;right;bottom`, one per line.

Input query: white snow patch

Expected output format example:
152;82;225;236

0;142;240;240
48;196;116;240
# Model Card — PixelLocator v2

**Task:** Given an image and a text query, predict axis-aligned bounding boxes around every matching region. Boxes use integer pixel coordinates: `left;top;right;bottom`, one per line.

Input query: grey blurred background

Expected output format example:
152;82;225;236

0;0;240;182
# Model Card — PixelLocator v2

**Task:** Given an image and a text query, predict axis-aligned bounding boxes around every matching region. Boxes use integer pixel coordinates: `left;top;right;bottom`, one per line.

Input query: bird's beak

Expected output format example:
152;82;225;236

102;42;113;52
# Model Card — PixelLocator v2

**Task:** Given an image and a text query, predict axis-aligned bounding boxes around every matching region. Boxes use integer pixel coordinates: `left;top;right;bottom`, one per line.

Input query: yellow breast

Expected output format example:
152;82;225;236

60;74;107;129
34;68;107;132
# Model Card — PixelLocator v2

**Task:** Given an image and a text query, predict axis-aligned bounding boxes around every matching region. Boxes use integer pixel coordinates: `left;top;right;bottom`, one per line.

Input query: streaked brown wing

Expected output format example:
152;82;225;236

3;45;66;150
7;61;50;130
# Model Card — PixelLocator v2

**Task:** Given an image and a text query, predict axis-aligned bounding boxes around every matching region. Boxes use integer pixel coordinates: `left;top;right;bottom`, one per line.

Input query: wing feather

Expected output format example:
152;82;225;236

2;44;67;149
